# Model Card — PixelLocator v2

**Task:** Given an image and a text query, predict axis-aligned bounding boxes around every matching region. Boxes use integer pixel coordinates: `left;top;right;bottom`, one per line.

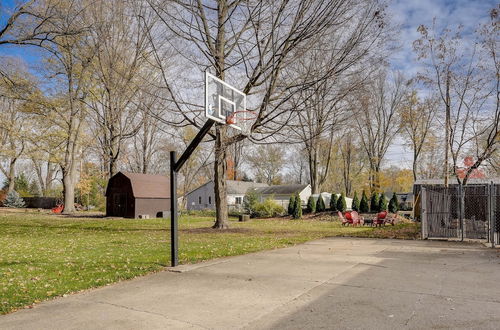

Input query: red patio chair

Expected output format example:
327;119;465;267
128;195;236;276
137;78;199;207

351;211;364;227
373;211;387;227
384;213;396;226
338;211;352;226
51;204;64;214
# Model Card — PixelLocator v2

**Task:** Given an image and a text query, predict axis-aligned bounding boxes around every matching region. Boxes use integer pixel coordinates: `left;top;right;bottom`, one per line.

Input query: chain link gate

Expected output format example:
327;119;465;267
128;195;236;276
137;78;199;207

492;184;500;247
422;183;499;247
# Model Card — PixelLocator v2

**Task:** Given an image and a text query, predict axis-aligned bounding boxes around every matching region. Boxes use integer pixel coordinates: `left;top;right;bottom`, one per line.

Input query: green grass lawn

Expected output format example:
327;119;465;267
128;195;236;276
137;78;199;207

0;209;420;314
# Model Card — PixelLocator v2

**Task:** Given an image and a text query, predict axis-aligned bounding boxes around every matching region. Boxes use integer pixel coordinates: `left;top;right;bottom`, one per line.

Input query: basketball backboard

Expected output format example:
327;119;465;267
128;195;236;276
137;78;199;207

205;71;247;131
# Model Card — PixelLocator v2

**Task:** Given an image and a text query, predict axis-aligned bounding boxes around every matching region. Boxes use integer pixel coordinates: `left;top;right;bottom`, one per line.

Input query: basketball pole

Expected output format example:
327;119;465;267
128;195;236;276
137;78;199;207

170;119;215;267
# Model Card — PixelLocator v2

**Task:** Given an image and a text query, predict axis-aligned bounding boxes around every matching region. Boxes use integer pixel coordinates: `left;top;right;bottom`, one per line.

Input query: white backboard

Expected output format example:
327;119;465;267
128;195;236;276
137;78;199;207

205;71;246;130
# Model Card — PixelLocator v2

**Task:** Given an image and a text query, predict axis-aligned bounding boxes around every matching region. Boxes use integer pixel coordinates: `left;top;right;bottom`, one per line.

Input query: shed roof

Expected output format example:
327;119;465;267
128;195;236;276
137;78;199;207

107;172;170;199
254;184;310;195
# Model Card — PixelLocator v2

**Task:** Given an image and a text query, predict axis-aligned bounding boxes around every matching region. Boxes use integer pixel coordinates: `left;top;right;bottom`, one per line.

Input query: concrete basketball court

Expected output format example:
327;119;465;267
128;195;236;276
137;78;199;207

1;238;499;329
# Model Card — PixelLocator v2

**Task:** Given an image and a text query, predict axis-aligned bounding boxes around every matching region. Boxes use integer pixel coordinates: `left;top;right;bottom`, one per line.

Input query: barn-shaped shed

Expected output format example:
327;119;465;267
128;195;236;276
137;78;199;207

106;172;170;218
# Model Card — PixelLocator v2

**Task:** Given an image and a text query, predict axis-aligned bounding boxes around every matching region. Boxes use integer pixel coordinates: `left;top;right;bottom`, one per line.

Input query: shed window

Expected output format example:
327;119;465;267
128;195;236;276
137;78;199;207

209;196;212;204
235;197;242;205
199;196;202;204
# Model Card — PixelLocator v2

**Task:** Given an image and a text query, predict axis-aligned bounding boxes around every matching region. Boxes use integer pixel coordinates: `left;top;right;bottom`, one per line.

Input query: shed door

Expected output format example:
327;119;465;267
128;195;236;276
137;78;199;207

113;193;127;217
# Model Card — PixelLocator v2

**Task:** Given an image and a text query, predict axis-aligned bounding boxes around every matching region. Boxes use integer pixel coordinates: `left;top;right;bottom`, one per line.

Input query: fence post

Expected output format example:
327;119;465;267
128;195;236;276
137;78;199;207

490;181;494;248
421;187;427;239
458;184;464;241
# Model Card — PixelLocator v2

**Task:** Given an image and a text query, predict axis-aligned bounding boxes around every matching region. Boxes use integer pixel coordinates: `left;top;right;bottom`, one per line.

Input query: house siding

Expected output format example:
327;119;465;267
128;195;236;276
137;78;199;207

186;182;215;210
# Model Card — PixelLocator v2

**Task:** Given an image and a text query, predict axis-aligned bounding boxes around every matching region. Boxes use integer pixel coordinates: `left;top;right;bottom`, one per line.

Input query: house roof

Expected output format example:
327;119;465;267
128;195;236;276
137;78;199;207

186;180;268;196
108;172;170;199
254;184;310;195
414;178;500;185
226;180;268;194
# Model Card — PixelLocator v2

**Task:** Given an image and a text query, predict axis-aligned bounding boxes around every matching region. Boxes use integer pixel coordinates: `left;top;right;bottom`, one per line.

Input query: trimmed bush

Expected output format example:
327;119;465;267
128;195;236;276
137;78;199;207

378;193;388;211
243;190;259;217
307;196;316;213
330;193;338;211
336;193;347;212
287;195;296;215
370;191;379;213
3;190;25;208
253;198;285;218
389;193;399;213
292;191;302;219
316;195;326;212
352;191;359;211
360;190;369;212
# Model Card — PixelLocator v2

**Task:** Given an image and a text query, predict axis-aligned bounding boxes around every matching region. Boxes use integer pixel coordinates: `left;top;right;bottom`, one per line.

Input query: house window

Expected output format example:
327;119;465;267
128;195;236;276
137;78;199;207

198;196;202;204
209;196;212;204
235;197;242;205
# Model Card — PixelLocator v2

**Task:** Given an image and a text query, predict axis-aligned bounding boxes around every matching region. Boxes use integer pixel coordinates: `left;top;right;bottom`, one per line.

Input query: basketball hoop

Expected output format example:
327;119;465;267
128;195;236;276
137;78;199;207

226;110;257;125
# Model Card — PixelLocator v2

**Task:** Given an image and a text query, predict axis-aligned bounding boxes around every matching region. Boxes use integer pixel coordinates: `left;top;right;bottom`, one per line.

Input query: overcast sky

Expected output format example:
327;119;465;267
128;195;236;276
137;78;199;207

0;0;498;179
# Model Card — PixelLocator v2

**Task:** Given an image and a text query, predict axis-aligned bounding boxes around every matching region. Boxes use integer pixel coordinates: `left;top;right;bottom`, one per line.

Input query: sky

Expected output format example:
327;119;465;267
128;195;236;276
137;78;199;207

0;0;498;179
383;0;497;168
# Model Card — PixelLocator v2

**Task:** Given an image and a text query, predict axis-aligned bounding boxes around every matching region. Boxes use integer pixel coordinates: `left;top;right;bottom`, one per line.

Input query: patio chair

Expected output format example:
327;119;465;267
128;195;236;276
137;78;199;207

351;211;364;227
373;211;387;227
384;213;396;226
338;211;352;226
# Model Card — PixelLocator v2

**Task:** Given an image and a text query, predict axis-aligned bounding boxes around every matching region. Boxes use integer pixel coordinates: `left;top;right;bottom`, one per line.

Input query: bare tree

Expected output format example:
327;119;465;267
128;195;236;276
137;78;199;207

246;144;285;185
0;58;35;193
399;91;437;181
339;132;365;196
354;71;407;192
26;0;97;213
0;96;26;192
148;0;387;228
84;0;156;178
414;9;500;185
285;145;309;185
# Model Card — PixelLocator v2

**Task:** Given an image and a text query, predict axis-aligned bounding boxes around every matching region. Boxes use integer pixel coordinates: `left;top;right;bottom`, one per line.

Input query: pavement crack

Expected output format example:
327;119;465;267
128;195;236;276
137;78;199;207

324;282;500;305
77;298;209;329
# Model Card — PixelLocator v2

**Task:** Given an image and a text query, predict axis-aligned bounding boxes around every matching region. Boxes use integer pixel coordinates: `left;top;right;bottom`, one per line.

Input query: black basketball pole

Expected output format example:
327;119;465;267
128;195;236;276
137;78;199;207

170;119;215;267
170;151;179;267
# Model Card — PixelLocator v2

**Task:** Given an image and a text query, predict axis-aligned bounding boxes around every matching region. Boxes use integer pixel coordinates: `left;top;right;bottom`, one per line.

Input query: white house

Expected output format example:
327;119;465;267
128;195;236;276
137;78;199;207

186;180;268;211
253;184;312;209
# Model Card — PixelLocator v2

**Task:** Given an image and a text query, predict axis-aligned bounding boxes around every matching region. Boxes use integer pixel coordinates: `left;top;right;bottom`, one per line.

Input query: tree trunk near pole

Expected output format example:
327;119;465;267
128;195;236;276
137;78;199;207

213;125;229;229
308;145;319;194
412;150;418;181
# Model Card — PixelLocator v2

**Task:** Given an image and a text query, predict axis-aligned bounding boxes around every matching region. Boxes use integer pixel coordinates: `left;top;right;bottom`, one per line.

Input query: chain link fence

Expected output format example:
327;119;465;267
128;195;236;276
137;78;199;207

422;183;499;248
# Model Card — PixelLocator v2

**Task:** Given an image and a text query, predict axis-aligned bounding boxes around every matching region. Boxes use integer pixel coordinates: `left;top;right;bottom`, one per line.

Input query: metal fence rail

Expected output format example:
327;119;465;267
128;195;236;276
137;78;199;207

422;182;499;248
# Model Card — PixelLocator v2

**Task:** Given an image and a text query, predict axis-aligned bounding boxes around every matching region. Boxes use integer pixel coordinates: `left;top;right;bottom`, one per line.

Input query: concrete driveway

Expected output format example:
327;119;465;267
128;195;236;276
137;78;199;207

1;238;499;329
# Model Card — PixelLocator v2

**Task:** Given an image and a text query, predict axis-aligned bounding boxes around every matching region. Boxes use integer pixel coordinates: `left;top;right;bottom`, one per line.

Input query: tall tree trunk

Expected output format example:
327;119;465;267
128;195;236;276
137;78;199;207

308;145;320;194
412;149;418;182
213;125;229;229
7;159;16;193
444;71;450;186
62;171;75;213
212;0;229;229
